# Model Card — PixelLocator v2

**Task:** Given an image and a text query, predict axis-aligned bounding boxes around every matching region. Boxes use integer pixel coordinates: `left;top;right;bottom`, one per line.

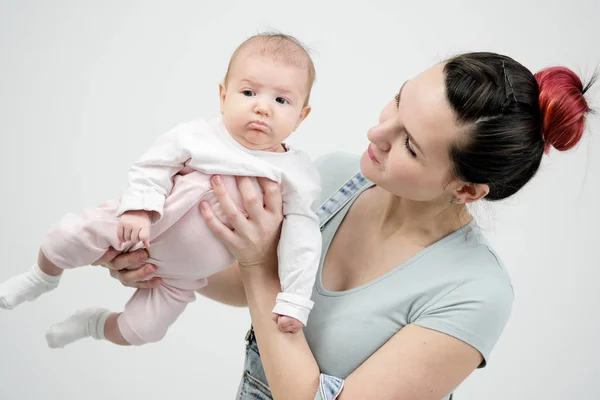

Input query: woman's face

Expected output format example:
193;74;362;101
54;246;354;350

360;63;465;202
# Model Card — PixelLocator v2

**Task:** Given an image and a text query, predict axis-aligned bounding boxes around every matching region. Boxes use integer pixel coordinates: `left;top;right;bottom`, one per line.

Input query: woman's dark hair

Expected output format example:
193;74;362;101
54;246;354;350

443;52;595;201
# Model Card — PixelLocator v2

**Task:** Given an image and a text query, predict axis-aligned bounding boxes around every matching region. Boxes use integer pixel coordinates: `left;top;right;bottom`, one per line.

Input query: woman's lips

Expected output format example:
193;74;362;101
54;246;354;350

368;144;380;164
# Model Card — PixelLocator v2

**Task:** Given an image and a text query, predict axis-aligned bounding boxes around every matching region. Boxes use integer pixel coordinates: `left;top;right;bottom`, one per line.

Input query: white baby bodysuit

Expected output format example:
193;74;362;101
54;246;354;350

117;117;321;325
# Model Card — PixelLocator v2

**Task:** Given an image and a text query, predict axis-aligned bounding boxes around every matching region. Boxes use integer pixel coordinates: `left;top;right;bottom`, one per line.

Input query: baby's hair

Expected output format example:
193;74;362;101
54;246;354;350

223;31;316;103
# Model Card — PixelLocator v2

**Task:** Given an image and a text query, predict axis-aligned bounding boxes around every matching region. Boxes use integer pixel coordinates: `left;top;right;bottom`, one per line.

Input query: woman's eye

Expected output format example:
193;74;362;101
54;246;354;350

404;135;417;157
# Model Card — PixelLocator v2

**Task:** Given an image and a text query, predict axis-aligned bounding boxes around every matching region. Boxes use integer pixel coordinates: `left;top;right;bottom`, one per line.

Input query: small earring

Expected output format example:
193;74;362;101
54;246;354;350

450;198;456;205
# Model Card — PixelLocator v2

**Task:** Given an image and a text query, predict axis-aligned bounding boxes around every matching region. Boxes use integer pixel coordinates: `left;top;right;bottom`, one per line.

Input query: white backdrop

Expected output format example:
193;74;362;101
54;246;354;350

0;1;598;399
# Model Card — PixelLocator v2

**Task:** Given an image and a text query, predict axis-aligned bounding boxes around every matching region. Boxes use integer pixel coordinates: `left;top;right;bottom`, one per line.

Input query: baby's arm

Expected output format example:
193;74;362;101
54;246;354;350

273;203;322;328
271;160;322;332
117;123;195;244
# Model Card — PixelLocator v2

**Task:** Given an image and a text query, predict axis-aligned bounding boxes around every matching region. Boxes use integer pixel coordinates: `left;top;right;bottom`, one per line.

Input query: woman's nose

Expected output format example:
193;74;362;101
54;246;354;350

367;122;393;152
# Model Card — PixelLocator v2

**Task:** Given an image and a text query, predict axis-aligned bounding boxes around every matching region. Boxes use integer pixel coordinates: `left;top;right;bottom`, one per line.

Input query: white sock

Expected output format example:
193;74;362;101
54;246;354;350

0;264;61;309
45;308;111;349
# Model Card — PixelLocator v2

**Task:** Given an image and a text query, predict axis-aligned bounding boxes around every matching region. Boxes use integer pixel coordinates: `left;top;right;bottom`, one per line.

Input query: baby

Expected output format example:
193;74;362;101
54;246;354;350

0;32;321;347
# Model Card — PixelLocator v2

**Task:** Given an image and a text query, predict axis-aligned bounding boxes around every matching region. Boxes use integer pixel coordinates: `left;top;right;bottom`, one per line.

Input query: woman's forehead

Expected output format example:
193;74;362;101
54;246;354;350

401;64;462;151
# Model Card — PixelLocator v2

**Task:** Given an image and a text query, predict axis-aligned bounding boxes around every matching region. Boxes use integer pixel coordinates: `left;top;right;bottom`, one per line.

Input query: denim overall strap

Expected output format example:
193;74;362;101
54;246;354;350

316;172;371;230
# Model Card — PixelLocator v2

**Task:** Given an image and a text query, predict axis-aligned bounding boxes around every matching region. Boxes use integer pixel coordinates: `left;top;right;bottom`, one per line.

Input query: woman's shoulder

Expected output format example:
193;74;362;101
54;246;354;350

459;228;512;283
312;152;362;209
411;230;514;366
418;225;515;318
435;226;513;291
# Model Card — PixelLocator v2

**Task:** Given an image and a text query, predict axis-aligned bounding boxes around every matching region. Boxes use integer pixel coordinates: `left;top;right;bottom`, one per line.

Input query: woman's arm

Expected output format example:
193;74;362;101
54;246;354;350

340;325;481;399
196;262;247;307
242;259;321;398
202;175;484;400
201;175;320;399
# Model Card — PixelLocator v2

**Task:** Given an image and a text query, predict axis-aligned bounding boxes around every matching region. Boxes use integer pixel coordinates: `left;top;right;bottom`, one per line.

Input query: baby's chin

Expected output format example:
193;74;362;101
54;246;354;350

236;133;281;151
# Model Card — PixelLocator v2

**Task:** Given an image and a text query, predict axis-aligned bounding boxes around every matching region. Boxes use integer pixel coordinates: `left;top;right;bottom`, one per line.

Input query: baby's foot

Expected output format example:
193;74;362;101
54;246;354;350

0;264;60;309
273;313;304;334
46;308;111;348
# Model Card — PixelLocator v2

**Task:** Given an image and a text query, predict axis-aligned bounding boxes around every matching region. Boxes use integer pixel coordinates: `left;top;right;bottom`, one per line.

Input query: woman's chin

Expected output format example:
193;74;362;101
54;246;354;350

360;151;377;179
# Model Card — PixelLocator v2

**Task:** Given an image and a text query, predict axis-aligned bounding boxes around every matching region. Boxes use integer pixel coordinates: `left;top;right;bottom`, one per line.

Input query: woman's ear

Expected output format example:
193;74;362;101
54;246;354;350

453;182;489;203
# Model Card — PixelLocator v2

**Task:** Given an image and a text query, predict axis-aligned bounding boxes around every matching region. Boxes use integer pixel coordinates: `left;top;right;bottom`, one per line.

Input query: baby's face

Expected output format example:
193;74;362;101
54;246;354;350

219;55;311;151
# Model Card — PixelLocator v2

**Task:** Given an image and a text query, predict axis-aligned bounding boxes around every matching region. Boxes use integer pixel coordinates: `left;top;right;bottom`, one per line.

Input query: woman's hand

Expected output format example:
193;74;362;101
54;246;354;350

92;247;162;289
200;175;284;269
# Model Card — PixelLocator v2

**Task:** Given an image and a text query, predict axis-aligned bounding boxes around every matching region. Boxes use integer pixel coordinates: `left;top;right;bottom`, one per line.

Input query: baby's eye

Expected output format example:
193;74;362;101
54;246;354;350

243;90;255;97
275;97;289;105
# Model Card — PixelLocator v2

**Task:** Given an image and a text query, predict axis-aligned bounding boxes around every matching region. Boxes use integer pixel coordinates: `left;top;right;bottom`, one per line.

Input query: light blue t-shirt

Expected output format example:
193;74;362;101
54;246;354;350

304;152;514;379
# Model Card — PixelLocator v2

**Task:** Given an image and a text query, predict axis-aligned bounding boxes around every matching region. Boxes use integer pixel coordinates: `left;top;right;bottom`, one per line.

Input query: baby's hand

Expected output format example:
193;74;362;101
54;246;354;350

272;313;304;334
118;210;152;248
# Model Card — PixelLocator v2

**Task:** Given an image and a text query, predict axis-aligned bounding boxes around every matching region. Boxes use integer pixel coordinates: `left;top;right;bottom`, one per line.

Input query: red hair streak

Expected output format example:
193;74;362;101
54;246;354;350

534;67;591;154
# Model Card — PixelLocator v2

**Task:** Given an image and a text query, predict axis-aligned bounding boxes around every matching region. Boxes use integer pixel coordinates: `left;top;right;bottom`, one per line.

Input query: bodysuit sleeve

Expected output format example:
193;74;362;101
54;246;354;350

116;123;196;221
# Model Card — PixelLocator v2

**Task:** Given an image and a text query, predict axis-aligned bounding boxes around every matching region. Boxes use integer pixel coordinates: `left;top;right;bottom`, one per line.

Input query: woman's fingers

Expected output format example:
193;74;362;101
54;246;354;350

109;264;159;288
201;175;283;267
200;200;239;246
99;248;149;271
92;247;121;266
210;175;250;231
257;177;283;214
236;176;264;220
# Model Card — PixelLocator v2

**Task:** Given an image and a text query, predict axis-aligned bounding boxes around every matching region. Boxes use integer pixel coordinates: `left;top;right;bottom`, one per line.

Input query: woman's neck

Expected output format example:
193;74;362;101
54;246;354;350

359;186;472;247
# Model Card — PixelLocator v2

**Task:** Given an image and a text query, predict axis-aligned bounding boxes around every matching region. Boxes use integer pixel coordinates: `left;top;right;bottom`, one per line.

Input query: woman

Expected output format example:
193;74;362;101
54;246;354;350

95;52;594;399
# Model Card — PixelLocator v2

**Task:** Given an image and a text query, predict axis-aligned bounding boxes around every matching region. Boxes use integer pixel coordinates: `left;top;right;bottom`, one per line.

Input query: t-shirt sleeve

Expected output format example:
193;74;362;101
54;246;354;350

412;277;514;367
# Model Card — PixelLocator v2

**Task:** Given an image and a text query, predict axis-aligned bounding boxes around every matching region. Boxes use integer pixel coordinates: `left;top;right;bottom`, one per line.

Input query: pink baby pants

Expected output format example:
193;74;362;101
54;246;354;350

41;172;254;345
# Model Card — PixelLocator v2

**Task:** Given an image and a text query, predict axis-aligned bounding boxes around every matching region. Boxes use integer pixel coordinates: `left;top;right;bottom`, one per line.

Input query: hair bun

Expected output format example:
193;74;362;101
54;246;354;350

534;67;593;153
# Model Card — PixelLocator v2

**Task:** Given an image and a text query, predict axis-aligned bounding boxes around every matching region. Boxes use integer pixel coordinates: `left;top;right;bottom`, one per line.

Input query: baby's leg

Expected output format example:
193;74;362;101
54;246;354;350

45;309;131;348
0;249;62;309
44;281;198;349
116;282;197;346
104;313;130;345
45;308;112;348
37;248;63;276
1;199;127;310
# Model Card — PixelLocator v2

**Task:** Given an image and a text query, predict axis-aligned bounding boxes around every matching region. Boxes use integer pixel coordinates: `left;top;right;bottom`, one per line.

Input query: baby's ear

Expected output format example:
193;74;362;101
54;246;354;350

218;83;227;114
295;105;312;130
